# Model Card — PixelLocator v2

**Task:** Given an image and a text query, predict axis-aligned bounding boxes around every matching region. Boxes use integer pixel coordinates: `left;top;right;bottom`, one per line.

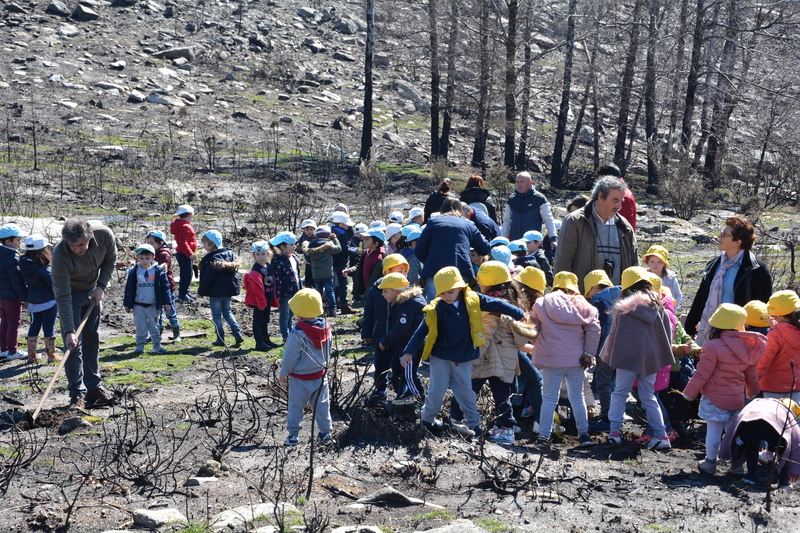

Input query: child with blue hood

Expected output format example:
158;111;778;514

584;269;621;432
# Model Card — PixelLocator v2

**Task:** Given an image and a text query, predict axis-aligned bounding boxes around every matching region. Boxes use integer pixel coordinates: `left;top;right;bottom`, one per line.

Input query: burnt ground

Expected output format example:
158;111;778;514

0;266;798;533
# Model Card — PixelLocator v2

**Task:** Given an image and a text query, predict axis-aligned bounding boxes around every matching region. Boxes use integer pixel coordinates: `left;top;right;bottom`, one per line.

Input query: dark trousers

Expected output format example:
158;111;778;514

451;376;516;429
334;268;349;307
391;349;423;396
374;345;391;394
28;304;58;337
62;290;102;398
738;420;791;486
175;252;193;298
593;356;616;420
516;351;543;422
252;306;271;341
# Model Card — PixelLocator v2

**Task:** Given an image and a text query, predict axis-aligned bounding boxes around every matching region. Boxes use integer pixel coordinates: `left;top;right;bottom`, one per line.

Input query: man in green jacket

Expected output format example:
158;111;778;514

52;219;117;409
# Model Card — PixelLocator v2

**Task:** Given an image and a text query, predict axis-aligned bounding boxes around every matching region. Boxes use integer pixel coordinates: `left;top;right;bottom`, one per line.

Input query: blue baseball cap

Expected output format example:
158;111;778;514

146;229;167;242
0;224;25;240
401;224;421;238
365;229;386;242
490;245;513;267
203;230;223;248
508;240;527;253
269;231;297;246
252;240;270;252
523;230;543;242
135;243;155;255
406;229;422;243
489;236;509;247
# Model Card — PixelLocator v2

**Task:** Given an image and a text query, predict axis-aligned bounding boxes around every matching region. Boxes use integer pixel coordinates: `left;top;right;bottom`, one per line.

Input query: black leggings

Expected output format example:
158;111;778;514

737;420;791;485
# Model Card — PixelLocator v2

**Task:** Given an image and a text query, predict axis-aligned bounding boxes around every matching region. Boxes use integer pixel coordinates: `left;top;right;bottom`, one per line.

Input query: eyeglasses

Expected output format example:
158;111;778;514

719;231;734;239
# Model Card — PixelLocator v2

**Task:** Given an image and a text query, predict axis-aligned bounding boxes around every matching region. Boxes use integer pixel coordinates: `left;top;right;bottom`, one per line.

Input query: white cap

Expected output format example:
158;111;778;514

354;223;369;234
406;207;424;222
369;220;386;231
24;234;49;251
297;219;317;229
388;211;404;224
385;223;403;240
330;212;355;226
174;205;194;216
333;203;349;213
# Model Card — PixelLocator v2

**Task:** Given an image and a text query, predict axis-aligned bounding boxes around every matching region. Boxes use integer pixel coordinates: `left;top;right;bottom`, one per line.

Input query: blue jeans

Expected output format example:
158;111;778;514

209;297;241;340
278;296;293;340
175;252;193;298
424;277;437;303
539;366;589;438
515;351;543;422
334;268;349;307
62;289;102;398
28;304;58;337
314;277;336;313
158;291;180;329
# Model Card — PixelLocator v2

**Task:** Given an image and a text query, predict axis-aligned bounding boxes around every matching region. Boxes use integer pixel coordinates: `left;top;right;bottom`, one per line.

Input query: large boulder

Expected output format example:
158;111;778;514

335;18;358;35
152;46;196;61
45;0;70;17
72;4;99;21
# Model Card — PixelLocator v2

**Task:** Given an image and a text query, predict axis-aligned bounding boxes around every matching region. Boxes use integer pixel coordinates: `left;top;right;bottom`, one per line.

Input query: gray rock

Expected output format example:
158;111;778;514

113;0;138;5
197;459;229;477
108;60;126;70
279;116;293;123
303;38;327;53
57;24;80;37
46;0;70;17
531;33;556;49
49;73;64;83
127;90;145;103
152;46;195;61
4;3;28;14
277;94;290;101
331;526;383;533
172;57;188;66
210;503;297;531
639;224;670;235
132;509;187;529
320;8;333;23
233;65;250;72
95;81;124;92
412;520;485;533
297;6;318;19
73;5;99;21
332;51;355;62
96;114;118;121
321;90;341;103
383;132;405;147
692;234;715;245
374;53;390;67
58;417;92;435
176;91;196;103
185;477;217;486
578;125;594;145
335;18;358;35
146;93;186;107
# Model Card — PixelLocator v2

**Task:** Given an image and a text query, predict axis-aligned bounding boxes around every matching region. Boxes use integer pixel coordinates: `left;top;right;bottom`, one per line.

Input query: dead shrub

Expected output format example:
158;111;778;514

661;159;708;220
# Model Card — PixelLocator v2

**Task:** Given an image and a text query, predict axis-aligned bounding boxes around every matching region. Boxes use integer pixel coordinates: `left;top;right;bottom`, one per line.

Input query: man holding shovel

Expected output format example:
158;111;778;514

51;219;117;409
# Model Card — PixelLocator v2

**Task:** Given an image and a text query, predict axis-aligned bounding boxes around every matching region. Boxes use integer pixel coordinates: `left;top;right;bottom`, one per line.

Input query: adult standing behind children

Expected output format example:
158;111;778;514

459;175;498;223
554;176;638;295
423;178;454;223
500;172;558;244
684;217;772;345
415;197;490;301
170;205;197;302
52;218;116;409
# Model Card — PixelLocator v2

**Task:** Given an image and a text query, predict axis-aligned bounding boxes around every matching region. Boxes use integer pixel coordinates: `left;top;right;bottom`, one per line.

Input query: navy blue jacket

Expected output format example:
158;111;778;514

416;215;490;282
590;285;621;357
514;249;554;286
468;206;499;242
505;188;549;240
198;248;241;298
460;187;498;222
0;246;27;301
332;226;358;269
361;277;389;349
19;257;52;304
403;292;525;363
123;264;171;308
382;286;426;356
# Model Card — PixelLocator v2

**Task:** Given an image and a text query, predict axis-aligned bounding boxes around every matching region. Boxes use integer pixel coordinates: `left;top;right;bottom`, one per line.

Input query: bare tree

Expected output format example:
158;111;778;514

612;0;645;174
502;0;519;169
550;0;578;186
471;0;491;168
359;0;375;162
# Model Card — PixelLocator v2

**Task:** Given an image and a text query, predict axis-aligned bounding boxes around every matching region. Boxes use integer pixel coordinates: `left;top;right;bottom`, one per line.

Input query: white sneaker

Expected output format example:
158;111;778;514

0;350;7;360
489;427;515;445
451;422;475;438
5;350;26;361
648;437;671;451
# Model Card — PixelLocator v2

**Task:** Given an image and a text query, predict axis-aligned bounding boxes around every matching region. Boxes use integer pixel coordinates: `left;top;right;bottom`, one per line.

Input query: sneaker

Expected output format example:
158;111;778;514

85;387;115;408
0;350;7;360
450;422;474;438
133;345;145;355
607;432;622;445
648;437;671;451
175;296;191;303
634;434;652;445
284;435;299;446
698;459;717;474
317;432;333;444
470;426;483;440
421;419;444;434
339;305;356;315
5;350;26;361
255;341;271;351
589;418;611;432
579;434;594;447
521;406;535;418
392;391;420;406
666;430;680;443
233;335;244;347
152;346;168;355
727;463;746;475
211;339;226;347
534;434;552;452
742;477;756;485
489;427;515;445
779;483;793;490
671;420;690;438
68;396;85;410
531;421;540;435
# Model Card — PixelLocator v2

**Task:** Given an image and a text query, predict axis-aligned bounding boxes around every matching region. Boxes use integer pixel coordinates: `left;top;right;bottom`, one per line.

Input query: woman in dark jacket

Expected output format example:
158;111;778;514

423;178;454;222
415;196;491;301
685;217;772;345
459;175;498;223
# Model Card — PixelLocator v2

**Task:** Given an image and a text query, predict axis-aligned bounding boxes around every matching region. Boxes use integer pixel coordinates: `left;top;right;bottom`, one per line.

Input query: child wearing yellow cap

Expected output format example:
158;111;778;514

643;245;682;308
758;290;800;402
377;272;427;406
514;267;547;430
682;303;766;474
279;289;333;446
400;267;525;438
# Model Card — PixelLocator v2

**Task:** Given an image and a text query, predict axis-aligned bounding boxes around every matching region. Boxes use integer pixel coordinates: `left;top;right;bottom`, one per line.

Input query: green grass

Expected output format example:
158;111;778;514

378;162;429;175
623;457;641;464
414;509;455;521
0;446;19;459
475;518;516;533
105;372;177;387
172;522;211;533
644;526;677;532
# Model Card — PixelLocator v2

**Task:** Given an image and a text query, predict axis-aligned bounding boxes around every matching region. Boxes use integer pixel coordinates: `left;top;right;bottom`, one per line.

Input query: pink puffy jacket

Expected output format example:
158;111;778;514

683;330;765;411
531;290;600;369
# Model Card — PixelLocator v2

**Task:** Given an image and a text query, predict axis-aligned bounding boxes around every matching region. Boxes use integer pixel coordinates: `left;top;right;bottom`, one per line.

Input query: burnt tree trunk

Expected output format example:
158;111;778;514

550;0;578;187
359;0;375;162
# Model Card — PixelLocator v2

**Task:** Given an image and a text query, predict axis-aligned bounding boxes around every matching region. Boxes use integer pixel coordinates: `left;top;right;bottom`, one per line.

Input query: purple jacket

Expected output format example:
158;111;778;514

530;290;600;368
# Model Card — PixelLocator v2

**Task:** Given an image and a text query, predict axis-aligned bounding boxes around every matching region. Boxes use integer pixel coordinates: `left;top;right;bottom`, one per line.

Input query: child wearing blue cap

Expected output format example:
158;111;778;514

123;244;172;354
244;241;279;350
270;231;302;342
400;227;422;286
146;229;181;342
0;224;28;361
197;230;243;347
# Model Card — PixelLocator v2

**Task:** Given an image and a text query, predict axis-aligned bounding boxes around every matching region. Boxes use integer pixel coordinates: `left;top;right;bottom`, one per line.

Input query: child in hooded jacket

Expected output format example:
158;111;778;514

531;272;600;448
19;235;60;363
197;230;243;346
302;226;342;316
401;267;525;438
758;290;800;402
270;231;302;343
683;303;765;474
0;224;27;361
169;205;197;301
601;267;675;450
243;241;278;351
400;227;422;286
146;230;180;342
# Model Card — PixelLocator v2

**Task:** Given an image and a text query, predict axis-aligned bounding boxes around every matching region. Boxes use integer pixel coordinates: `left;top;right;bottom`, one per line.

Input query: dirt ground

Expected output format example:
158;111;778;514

1;257;798;533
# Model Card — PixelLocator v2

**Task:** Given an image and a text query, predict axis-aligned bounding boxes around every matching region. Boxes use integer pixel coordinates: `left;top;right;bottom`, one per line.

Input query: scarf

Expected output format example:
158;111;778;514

696;250;744;345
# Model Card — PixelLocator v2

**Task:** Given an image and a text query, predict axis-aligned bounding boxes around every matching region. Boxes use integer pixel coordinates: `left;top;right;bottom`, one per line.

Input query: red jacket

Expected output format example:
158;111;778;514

684;330;765;411
243;270;267;309
154;244;176;293
619;188;637;231
170;218;197;256
758;321;800;394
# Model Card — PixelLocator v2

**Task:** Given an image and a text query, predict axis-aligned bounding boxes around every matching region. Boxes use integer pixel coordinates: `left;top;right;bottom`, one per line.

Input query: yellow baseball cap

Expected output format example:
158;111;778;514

767;290;800;317
708;303;747;331
552;272;580;295
477;261;512;287
289;288;323;318
583;270;612;297
378;272;409;290
382;253;410;275
434;266;467;295
780;398;800;420
621;266;650;291
642;245;670;268
743;300;769;328
517;266;546;293
646;272;662;295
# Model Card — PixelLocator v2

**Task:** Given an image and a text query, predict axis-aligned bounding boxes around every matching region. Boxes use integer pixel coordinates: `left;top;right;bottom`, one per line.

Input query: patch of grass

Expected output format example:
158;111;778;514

414;509;455;521
378;162;429;176
378;527;393;533
623;457;641;464
0;446;19;458
104;372;176;387
82;416;107;424
173;522;212;533
336;346;372;360
475;518;516;533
